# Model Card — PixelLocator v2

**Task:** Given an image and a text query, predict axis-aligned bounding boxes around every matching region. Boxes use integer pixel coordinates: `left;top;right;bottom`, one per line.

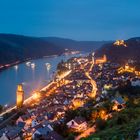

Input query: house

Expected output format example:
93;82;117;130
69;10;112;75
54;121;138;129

22;128;32;140
131;79;140;87
112;97;125;111
31;120;39;128
72;98;84;109
75;93;84;98
67;116;87;132
0;134;9;140
53;98;59;104
0;126;23;140
17;122;26;129
16;115;32;131
112;97;125;105
46;131;64;140
32;125;53;140
46;112;55;120
56;108;65;118
7;127;22;140
16;114;31;125
63;99;69;105
36;115;45;123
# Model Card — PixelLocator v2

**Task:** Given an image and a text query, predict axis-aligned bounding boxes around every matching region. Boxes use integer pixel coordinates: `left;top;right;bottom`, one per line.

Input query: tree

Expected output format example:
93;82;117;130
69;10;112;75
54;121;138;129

95;118;106;131
102;101;113;113
66;133;75;140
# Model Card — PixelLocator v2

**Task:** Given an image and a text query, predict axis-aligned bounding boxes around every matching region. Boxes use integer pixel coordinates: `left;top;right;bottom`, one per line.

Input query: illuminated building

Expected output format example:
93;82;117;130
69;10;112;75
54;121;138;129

118;64;140;76
92;52;95;64
72;99;84;109
118;64;134;73
95;55;107;64
16;84;24;109
112;97;125;112
67;117;87;132
113;40;127;47
104;84;112;90
91;109;108;120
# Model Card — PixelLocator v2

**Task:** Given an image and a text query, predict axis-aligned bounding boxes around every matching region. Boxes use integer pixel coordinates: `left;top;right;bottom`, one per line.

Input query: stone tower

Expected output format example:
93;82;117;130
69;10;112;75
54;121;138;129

92;52;95;64
16;84;24;109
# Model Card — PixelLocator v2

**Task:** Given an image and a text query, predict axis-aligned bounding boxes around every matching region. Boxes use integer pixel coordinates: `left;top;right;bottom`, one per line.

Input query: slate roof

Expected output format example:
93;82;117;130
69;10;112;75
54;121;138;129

17;121;26;128
46;131;64;140
0;126;22;138
114;97;125;104
35;125;52;136
6;127;22;139
73;116;86;125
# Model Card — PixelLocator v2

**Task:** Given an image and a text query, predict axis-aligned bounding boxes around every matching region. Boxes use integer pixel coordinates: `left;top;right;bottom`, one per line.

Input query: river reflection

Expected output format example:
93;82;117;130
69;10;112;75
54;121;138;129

0;53;87;105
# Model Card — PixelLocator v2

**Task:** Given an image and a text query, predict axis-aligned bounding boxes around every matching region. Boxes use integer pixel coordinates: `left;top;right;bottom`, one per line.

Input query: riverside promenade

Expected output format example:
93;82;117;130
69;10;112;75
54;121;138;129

0;70;71;117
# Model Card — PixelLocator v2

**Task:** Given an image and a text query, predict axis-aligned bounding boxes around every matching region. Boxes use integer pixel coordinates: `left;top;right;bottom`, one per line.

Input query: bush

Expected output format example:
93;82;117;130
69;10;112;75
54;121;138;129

95;118;106;131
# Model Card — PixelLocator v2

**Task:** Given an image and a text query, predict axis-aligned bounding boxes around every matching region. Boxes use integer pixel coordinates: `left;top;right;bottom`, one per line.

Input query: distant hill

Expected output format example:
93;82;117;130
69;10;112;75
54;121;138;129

0;34;64;65
43;37;111;52
0;34;110;66
95;37;140;64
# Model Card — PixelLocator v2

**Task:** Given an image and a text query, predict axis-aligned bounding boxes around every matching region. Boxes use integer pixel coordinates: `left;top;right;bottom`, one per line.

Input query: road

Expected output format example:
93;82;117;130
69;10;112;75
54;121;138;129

75;59;97;140
75;125;96;140
0;70;71;117
85;59;97;98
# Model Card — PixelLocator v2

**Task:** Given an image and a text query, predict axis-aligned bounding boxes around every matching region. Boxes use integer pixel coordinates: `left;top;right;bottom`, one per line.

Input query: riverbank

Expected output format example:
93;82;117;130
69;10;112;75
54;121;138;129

0;54;59;72
0;53;99;140
0;70;72;118
0;51;81;72
0;56;74;117
0;52;84;106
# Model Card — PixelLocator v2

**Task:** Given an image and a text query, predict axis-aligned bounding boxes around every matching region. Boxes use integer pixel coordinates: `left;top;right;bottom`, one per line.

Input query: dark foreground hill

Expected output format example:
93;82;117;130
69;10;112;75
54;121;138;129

95;37;140;64
0;34;110;65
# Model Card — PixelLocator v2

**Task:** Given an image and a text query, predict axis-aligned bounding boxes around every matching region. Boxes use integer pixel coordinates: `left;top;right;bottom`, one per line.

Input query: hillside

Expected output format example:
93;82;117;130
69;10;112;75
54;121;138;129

0;34;63;65
43;37;111;52
0;34;110;66
95;38;140;64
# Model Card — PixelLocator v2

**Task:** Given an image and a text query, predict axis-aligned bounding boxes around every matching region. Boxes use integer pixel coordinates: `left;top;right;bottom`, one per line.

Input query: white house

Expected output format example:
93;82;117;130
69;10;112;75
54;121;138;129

67;117;87;132
0;134;9;140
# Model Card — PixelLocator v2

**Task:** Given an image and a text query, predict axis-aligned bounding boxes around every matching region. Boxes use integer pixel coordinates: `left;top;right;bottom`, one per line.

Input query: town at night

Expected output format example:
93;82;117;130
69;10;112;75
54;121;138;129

0;0;140;140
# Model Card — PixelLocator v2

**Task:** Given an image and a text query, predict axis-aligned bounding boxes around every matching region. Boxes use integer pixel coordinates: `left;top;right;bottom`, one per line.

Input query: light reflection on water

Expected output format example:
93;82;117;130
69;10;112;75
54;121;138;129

0;53;87;105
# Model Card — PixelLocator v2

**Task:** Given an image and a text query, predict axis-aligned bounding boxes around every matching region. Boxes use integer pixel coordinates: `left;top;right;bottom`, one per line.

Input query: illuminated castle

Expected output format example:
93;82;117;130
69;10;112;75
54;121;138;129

118;64;135;74
16;84;24;109
113;40;127;47
118;64;140;76
95;55;107;64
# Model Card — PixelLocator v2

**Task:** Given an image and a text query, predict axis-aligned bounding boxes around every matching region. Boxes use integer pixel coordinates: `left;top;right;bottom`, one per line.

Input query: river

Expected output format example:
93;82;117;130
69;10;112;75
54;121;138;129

0;53;87;106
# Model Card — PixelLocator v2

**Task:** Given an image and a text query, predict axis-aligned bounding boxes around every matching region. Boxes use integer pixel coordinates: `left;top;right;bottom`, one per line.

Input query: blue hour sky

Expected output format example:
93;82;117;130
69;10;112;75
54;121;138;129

0;0;140;40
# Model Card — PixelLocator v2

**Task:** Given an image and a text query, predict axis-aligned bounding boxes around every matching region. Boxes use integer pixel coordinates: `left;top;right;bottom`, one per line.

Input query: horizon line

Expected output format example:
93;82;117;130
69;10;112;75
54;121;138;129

0;32;139;42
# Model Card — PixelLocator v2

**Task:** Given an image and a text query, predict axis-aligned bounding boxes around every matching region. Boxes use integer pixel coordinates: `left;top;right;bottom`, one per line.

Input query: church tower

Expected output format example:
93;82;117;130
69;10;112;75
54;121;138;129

103;54;107;62
16;84;24;109
92;52;95;64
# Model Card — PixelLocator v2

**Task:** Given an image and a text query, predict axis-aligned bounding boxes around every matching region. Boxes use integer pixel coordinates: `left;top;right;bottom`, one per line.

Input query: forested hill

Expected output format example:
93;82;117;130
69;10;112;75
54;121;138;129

0;34;110;65
95;38;140;63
